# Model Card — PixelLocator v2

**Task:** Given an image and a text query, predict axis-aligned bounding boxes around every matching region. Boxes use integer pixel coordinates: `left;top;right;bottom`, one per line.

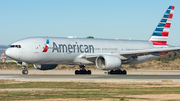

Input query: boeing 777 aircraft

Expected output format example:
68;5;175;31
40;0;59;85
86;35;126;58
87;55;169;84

5;6;180;75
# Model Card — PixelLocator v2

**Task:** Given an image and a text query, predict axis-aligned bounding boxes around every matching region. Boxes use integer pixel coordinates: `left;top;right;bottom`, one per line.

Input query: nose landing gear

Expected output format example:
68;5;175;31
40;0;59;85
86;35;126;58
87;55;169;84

21;62;28;75
22;69;28;75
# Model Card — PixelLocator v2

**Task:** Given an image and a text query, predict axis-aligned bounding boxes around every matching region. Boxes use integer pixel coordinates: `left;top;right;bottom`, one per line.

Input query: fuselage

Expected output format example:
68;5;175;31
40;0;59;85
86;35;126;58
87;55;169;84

5;37;158;65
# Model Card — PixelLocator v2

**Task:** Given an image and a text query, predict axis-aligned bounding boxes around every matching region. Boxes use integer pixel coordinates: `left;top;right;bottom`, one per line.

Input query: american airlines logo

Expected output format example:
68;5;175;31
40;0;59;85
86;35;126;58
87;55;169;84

42;39;94;53
42;39;49;52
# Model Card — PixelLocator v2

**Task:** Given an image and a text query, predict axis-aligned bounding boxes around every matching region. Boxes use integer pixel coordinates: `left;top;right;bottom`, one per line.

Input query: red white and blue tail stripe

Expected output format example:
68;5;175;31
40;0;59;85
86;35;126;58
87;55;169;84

149;6;175;47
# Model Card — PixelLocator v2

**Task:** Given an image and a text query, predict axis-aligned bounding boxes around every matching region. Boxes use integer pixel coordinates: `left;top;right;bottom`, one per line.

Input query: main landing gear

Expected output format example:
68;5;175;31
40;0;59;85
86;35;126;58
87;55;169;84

75;65;91;75
108;69;127;75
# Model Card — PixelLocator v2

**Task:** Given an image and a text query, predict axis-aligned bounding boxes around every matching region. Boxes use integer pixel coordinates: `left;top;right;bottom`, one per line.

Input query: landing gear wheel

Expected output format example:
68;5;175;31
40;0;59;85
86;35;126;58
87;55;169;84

75;69;92;75
22;70;28;75
87;70;91;74
75;70;79;74
75;65;92;75
122;70;127;75
108;69;127;75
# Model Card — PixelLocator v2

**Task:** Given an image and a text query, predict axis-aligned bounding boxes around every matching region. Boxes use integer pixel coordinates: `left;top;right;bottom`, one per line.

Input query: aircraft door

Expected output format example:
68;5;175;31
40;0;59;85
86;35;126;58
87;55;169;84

34;44;40;53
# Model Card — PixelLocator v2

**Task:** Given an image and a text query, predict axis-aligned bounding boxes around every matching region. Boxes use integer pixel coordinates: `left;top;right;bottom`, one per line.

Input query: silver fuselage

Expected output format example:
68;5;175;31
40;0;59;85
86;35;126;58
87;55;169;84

5;37;159;65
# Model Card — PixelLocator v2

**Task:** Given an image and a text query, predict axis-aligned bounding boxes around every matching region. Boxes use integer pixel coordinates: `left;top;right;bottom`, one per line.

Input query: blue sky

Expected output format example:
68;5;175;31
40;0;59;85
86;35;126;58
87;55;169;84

1;0;180;45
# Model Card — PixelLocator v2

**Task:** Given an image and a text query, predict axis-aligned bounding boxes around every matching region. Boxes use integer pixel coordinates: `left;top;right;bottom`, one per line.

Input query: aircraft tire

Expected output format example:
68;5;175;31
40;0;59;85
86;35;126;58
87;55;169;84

87;70;91;75
109;70;115;74
75;70;84;74
80;70;84;74
75;70;79;74
22;70;24;74
109;70;126;75
122;70;127;75
75;70;91;75
117;70;122;74
22;70;28;75
114;70;118;74
83;70;87;74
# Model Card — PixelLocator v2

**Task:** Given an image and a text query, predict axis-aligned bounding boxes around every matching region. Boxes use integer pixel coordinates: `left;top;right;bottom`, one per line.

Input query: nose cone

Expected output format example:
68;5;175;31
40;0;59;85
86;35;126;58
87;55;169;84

5;48;15;59
5;48;10;57
5;48;21;60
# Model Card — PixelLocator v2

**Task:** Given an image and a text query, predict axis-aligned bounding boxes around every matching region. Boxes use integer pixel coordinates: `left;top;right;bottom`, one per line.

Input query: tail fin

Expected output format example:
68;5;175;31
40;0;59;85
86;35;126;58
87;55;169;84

149;6;175;47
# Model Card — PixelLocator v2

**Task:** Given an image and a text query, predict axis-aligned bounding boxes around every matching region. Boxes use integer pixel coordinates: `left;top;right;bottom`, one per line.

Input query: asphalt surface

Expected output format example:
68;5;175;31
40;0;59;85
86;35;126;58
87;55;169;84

0;70;180;82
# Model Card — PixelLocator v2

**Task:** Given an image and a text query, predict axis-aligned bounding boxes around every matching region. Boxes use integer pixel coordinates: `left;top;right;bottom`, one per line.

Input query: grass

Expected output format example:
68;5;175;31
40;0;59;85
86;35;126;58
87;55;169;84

0;81;180;100
0;90;144;100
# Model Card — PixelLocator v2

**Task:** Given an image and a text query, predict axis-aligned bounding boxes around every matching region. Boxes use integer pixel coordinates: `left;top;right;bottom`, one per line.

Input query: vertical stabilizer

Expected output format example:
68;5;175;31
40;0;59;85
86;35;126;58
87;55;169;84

149;6;175;47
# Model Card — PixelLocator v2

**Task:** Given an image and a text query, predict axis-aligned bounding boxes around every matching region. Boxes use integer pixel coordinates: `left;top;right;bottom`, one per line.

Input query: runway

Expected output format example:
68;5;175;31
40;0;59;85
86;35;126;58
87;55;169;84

0;74;180;82
0;70;180;82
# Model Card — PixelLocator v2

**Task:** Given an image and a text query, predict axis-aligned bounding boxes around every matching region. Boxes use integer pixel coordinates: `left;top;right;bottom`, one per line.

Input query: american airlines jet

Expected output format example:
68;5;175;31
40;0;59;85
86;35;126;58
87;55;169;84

5;6;179;75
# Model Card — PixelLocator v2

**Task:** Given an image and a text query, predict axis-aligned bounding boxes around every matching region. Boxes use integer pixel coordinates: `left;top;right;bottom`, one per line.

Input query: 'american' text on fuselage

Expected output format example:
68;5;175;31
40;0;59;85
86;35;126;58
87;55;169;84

52;42;94;53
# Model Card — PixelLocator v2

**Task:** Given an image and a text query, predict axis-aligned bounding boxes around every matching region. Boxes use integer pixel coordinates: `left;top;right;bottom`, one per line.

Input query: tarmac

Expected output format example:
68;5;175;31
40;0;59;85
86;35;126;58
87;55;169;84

0;70;180;82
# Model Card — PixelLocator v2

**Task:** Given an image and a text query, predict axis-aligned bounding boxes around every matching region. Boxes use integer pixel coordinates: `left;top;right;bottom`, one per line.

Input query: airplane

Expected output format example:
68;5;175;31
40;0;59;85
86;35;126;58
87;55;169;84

5;6;179;75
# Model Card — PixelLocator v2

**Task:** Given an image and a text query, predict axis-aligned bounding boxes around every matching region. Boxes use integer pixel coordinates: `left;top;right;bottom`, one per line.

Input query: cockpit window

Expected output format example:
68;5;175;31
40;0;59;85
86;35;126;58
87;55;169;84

10;45;21;48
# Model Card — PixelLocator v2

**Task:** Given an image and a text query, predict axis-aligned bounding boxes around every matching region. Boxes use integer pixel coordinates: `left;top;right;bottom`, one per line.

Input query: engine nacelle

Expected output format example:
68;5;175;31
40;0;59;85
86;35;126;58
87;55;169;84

33;64;58;70
95;55;121;70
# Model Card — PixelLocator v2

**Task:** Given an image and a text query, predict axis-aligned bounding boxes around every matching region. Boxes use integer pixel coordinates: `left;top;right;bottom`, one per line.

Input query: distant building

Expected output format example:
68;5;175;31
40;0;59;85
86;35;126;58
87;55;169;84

1;53;7;62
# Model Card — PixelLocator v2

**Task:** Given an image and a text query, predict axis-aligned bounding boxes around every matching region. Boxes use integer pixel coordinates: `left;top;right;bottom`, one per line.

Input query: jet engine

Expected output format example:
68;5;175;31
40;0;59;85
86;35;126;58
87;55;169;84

95;55;121;70
33;64;58;70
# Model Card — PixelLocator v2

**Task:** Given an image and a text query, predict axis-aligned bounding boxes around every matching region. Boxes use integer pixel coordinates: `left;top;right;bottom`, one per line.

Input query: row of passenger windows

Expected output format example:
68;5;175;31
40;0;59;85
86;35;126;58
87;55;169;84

10;45;21;48
10;45;141;50
126;49;142;51
102;48;118;50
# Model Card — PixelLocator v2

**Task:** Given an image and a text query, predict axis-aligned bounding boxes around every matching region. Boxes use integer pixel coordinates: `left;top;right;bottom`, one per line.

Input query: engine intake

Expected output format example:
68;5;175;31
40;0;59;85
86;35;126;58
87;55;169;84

95;55;121;70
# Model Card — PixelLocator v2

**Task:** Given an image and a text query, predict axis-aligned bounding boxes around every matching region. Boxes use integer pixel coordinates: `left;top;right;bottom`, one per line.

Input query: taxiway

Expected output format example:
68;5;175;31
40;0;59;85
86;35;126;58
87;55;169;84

0;70;179;82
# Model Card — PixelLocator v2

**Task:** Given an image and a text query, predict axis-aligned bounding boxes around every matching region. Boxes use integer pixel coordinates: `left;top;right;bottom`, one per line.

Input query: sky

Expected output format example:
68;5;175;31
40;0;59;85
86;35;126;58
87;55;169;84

1;0;180;45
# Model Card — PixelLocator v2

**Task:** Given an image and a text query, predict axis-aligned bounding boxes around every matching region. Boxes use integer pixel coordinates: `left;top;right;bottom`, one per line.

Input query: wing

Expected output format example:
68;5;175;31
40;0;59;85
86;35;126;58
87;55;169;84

83;47;180;60
120;47;180;56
